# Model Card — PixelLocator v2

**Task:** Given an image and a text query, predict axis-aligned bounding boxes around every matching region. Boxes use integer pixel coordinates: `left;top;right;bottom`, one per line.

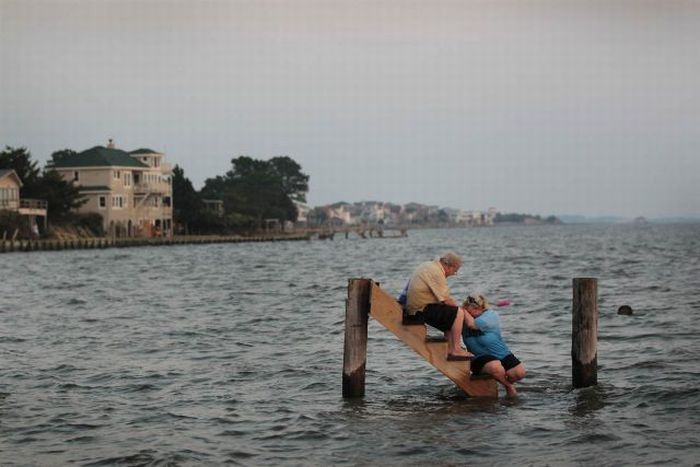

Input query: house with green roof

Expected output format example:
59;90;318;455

53;140;173;237
1;169;49;235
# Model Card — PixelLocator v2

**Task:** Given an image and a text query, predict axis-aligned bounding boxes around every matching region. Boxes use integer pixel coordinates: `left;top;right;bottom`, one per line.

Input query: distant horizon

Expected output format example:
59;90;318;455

278;197;700;221
4;141;699;221
3;140;697;221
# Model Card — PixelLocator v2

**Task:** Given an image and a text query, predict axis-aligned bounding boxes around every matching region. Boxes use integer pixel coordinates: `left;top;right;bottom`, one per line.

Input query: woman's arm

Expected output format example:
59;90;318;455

462;308;478;329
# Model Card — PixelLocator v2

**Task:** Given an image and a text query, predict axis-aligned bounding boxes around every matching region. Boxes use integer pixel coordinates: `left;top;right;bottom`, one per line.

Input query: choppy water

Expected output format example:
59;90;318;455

1;224;699;466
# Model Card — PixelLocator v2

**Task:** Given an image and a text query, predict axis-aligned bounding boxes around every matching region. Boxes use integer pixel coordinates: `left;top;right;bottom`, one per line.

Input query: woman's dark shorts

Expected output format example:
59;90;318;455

416;303;458;332
471;353;521;375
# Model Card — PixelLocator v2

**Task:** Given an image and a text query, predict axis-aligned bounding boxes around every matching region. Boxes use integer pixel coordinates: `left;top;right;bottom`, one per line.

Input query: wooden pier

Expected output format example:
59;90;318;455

308;226;408;240
343;278;498;398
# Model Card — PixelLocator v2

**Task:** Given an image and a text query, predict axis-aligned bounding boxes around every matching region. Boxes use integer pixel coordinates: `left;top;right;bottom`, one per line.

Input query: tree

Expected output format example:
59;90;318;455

199;174;227;201
40;169;87;221
47;149;77;169
0;146;41;196
269;156;309;203
202;155;309;229
1;146;85;222
228;156;297;226
172;165;204;234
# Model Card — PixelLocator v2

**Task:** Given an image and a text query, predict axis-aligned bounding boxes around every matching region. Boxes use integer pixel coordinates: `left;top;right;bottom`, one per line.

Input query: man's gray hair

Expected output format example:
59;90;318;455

439;251;463;268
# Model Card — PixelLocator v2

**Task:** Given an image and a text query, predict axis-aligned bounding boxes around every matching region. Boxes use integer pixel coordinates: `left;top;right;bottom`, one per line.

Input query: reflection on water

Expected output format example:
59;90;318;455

0;224;699;465
569;385;608;418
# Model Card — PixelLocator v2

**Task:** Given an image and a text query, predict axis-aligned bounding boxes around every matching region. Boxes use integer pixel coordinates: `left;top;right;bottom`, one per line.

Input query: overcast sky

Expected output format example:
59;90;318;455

1;0;698;217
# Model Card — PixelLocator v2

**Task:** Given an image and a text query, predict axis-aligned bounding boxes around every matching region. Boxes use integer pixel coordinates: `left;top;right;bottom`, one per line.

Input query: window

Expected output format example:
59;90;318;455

124;172;132;187
111;195;124;208
113;170;121;180
0;188;15;207
73;171;80;182
99;196;106;208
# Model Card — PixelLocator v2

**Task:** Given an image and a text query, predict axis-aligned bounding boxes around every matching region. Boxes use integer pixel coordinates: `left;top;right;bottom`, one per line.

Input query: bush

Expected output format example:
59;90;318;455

0;210;23;238
62;212;104;236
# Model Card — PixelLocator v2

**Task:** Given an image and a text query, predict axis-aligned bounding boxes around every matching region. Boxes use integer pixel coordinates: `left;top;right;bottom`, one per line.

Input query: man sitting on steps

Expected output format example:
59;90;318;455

405;252;473;361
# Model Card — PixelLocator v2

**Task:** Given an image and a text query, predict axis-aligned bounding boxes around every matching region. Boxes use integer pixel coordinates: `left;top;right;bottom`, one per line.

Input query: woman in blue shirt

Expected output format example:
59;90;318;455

462;293;526;397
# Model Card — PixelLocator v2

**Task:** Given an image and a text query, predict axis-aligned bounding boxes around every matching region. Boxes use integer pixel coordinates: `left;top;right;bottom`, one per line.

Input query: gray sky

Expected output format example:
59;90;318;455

1;0;699;217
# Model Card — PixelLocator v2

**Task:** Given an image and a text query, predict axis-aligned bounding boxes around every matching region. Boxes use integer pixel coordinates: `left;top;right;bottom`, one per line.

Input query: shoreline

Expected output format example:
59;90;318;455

0;233;311;254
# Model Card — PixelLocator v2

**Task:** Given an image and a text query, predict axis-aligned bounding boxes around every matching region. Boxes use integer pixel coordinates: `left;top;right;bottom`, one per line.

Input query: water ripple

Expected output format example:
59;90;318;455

0;224;698;465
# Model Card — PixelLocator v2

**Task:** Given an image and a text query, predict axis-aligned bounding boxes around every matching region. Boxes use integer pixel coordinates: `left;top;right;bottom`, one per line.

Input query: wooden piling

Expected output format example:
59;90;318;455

343;278;371;398
572;278;598;388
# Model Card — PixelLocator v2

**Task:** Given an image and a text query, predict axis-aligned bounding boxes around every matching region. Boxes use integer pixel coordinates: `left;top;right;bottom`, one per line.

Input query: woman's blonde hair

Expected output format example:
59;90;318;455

463;292;489;310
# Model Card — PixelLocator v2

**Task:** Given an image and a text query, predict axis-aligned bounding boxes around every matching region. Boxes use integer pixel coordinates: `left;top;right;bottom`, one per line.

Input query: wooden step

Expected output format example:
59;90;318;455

425;336;448;343
369;282;498;397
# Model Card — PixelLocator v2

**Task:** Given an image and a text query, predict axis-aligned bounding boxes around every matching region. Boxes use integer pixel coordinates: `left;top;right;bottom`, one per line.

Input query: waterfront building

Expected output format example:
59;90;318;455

359;201;387;223
0;169;22;211
486;207;498;225
52;141;173;237
202;199;224;217
328;202;354;225
294;202;309;224
0;169;48;234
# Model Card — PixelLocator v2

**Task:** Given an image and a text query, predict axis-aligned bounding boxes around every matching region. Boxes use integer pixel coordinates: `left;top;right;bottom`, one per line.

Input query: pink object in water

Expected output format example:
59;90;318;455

496;299;512;307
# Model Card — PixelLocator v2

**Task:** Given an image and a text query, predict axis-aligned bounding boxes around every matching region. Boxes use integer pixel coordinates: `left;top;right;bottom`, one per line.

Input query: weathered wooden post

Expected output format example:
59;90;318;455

572;278;598;388
343;278;371;397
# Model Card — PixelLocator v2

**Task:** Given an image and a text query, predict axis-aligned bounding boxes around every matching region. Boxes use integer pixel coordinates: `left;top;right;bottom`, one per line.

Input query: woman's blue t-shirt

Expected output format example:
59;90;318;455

462;309;511;359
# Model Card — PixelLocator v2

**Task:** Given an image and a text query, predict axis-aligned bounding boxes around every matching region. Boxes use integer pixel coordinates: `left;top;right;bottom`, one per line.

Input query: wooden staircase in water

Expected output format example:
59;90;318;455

369;282;498;397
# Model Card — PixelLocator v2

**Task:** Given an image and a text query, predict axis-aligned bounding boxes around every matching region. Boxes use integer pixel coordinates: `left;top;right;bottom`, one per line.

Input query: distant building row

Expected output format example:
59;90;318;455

298;201;497;227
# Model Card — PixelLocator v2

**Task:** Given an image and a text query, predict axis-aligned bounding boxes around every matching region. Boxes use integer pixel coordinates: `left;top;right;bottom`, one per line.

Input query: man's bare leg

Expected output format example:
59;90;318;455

447;308;472;357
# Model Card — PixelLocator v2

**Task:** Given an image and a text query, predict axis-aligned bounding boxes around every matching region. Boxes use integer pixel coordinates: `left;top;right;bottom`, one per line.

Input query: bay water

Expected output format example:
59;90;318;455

1;224;699;465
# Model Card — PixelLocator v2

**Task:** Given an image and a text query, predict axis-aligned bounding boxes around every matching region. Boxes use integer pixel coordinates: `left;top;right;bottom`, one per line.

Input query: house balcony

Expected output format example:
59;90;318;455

133;182;171;194
134;205;172;216
1;199;47;217
19;199;48;217
137;162;172;173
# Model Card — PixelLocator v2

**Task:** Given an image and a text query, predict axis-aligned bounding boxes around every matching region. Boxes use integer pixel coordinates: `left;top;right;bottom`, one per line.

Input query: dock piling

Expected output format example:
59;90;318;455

572;277;598;388
343;278;371;398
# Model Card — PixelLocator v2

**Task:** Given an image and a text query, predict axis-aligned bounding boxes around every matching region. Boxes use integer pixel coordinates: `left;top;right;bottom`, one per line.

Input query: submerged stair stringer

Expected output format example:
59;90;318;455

369;282;498;397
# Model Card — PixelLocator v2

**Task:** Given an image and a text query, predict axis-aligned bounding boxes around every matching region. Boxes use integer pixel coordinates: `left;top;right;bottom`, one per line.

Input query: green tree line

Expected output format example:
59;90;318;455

173;155;309;234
